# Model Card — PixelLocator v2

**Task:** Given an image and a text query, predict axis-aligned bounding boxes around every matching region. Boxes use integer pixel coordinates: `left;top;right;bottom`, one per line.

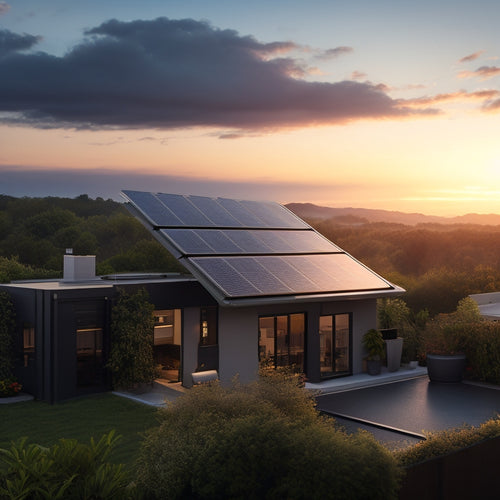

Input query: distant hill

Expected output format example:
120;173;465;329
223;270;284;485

285;203;500;226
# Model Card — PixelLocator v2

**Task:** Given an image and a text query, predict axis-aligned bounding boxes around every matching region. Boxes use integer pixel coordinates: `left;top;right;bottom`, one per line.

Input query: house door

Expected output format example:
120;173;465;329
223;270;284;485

154;309;182;382
319;313;351;378
77;327;104;387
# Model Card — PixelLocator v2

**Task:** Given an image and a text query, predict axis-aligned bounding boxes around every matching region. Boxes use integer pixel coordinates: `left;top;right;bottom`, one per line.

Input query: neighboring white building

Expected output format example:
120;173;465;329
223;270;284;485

470;292;500;320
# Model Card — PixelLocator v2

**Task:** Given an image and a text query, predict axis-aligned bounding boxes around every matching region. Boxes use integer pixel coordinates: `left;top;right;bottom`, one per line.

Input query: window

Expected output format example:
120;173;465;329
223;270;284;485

319;313;351;377
154;310;176;345
23;324;35;367
258;313;305;371
200;307;217;346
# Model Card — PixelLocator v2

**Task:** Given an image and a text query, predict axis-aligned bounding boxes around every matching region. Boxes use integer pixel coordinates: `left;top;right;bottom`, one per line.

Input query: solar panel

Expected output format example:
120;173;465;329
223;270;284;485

159;229;339;255
216;198;267;227
160;229;214;254
123;190;395;303
197;230;243;253
156;193;213;226
191;258;261;297
122;190;183;226
239;199;307;228
187;196;241;226
190;254;391;298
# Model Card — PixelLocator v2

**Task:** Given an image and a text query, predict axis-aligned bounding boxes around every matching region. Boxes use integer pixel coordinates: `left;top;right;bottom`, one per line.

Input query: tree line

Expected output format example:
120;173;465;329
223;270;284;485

2;194;500;315
309;217;500;315
0;194;183;282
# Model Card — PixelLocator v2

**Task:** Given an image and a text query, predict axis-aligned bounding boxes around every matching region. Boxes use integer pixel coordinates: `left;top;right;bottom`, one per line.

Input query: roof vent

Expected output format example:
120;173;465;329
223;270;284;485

63;255;96;282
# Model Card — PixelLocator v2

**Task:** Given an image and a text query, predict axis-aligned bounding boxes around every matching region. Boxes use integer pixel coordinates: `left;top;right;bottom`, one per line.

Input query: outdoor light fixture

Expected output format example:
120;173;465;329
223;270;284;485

202;320;208;338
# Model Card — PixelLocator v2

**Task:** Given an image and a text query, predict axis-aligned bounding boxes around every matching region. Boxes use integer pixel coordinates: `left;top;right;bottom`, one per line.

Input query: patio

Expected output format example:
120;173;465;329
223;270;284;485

315;373;500;447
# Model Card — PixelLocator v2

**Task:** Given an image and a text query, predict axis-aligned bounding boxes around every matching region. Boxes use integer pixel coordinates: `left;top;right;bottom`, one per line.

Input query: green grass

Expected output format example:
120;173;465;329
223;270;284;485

0;393;159;469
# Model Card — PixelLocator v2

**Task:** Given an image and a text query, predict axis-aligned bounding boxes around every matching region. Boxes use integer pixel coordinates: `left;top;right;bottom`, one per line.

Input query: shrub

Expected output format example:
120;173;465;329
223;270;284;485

362;328;385;360
395;418;500;467
0;379;22;398
0;431;134;499
135;377;401;500
107;288;156;389
0;291;15;380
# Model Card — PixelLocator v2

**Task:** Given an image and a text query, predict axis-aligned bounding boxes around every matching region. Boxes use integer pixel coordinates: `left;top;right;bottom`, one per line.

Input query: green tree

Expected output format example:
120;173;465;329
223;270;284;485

107;288;156;389
0;291;16;380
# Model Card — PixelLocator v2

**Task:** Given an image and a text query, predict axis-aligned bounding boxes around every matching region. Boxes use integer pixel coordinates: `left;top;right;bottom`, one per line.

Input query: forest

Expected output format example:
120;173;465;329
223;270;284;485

0;194;183;283
2;194;500;316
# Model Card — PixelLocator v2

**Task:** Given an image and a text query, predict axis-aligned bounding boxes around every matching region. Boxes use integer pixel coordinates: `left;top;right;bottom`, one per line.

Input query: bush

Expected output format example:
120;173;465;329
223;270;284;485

0;379;22;398
395;418;500;467
135;376;401;500
0;291;15;380
0;431;134;499
107;288;156;389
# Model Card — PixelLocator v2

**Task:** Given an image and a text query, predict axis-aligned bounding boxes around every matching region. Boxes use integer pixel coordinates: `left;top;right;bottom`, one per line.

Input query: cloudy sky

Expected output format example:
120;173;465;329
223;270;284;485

1;0;500;215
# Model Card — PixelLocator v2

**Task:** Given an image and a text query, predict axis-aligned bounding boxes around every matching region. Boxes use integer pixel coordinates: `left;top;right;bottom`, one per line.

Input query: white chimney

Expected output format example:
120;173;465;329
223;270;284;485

63;255;96;282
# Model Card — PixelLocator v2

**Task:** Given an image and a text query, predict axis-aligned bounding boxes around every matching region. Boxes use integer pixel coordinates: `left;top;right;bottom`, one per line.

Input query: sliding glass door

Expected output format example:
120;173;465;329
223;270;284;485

259;313;305;372
319;313;351;378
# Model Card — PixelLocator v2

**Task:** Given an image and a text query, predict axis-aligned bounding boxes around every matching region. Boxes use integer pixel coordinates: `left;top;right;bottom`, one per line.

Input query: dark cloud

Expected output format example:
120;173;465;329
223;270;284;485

0;17;436;131
458;51;484;64
0;29;41;54
317;46;354;60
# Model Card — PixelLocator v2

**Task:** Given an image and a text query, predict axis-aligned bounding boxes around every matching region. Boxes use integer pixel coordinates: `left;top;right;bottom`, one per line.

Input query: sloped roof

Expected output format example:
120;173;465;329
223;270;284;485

122;190;404;306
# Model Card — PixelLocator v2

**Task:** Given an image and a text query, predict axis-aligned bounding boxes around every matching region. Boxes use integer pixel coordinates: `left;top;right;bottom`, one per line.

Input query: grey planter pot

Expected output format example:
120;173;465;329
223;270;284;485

385;338;403;372
366;359;382;375
426;353;466;383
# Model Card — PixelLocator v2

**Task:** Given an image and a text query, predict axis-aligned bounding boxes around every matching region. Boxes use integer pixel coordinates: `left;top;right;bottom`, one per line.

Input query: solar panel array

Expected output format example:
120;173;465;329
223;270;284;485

122;190;393;302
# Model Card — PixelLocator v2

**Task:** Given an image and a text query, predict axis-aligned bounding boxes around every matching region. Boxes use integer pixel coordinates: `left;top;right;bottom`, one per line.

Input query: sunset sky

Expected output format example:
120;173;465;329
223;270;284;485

1;0;500;216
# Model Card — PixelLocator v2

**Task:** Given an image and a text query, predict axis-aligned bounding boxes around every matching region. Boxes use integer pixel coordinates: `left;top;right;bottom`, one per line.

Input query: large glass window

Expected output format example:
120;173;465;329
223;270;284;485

259;313;305;371
319;313;351;378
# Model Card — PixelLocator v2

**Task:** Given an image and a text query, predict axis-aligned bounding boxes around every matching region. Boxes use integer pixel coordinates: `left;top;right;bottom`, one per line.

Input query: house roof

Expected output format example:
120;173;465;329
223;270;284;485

122;190;404;306
470;292;500;320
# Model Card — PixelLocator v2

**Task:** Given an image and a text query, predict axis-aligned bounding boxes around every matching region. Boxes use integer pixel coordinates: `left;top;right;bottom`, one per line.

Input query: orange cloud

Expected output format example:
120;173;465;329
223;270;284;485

458;51;484;64
400;89;500;107
458;66;500;80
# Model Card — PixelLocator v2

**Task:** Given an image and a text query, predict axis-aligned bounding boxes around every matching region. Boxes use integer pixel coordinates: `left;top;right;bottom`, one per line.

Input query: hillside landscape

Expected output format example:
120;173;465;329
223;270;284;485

286;202;500;226
2;194;500;316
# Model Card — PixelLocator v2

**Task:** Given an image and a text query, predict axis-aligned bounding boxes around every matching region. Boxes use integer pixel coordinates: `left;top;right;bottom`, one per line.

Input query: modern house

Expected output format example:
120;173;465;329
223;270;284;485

1;191;404;402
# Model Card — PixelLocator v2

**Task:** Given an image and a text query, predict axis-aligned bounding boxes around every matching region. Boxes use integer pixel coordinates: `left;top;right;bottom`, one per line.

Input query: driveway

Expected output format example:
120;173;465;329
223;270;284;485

315;376;500;447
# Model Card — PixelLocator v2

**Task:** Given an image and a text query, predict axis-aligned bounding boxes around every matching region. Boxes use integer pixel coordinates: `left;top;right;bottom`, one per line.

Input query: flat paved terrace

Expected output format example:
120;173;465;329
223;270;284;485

314;375;500;448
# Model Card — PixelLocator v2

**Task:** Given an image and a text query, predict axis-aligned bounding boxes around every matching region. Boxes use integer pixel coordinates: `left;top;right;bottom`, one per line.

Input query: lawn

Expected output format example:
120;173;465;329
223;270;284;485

0;393;160;469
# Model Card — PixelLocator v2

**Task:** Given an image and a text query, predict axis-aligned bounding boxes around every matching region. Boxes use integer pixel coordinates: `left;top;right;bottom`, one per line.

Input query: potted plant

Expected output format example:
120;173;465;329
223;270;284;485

363;328;385;375
421;320;466;383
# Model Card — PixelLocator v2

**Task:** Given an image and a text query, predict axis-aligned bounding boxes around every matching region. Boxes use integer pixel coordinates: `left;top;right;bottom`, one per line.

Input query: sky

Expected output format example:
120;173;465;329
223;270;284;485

1;0;500;216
